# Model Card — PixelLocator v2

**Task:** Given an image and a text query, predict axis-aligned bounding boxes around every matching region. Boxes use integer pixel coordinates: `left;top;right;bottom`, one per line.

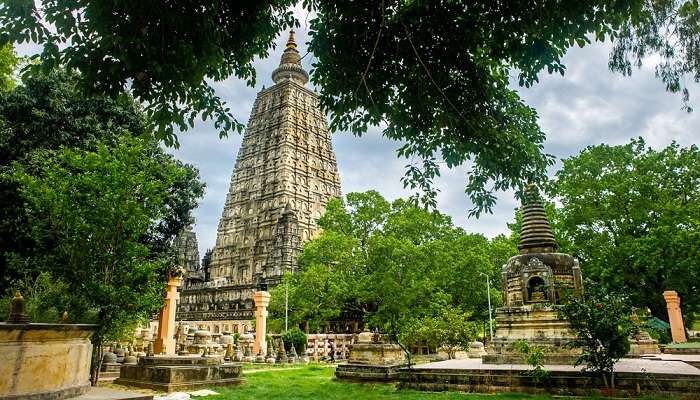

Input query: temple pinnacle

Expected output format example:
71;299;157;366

517;184;557;254
286;30;297;49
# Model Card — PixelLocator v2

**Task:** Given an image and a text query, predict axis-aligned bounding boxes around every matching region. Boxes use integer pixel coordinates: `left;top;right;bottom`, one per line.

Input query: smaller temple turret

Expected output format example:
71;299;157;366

484;184;583;365
174;223;203;286
271;203;300;280
518;184;557;253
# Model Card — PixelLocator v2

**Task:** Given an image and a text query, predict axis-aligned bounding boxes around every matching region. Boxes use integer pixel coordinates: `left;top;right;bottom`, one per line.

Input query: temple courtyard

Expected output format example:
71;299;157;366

96;364;697;400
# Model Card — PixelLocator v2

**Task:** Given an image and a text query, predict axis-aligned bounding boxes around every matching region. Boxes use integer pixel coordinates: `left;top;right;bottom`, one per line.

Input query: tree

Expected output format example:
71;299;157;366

0;2;297;146
0;70;204;293
0;43;18;91
550;138;700;324
4;1;698;212
558;281;638;389
419;307;478;359
269;191;501;360
5;135;203;384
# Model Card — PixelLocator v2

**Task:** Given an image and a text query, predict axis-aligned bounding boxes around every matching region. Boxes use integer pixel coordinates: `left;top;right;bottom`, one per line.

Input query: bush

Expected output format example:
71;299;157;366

282;327;307;353
558;280;637;389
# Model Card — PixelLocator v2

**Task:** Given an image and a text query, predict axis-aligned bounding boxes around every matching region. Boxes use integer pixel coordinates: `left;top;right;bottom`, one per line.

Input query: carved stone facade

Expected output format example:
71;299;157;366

176;31;342;332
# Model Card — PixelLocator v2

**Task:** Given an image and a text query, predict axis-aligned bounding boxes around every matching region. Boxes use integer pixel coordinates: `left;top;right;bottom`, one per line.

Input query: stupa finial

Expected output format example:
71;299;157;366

518;183;557;253
272;30;308;85
286;30;297;49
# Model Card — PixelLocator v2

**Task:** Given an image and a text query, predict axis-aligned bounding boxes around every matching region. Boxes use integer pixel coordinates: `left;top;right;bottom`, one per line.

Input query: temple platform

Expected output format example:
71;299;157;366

399;358;700;397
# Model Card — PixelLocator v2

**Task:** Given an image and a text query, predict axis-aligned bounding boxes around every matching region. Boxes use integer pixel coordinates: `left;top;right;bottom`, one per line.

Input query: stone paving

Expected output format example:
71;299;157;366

73;386;153;400
412;357;700;375
643;353;700;362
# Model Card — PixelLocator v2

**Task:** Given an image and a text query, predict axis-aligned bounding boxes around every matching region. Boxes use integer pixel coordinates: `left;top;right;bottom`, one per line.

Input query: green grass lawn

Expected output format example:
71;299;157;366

209;364;632;400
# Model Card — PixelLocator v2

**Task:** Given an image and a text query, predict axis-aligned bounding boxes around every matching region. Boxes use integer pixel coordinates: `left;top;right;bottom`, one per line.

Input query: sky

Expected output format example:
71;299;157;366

18;9;699;257
164;19;699;257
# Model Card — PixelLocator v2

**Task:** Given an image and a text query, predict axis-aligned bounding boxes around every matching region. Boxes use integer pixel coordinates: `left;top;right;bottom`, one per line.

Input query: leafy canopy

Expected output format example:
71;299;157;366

0;43;18;91
3;1;698;212
0;2;297;146
5;136;200;340
0;70;204;293
549;138;700;323
269;191;507;355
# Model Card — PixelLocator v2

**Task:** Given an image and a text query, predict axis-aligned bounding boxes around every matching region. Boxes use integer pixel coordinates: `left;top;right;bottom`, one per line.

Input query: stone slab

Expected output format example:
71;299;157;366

642;353;700;368
114;377;244;392
401;358;700;397
412;358;700;374
71;387;153;400
335;363;404;382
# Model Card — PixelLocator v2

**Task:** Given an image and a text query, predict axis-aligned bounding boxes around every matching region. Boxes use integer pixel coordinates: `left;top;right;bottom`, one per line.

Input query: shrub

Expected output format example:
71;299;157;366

282;327;307;353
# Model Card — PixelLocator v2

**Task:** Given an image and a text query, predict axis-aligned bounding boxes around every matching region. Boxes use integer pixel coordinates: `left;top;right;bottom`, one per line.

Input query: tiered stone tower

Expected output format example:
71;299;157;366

484;184;583;364
174;224;203;283
176;31;342;334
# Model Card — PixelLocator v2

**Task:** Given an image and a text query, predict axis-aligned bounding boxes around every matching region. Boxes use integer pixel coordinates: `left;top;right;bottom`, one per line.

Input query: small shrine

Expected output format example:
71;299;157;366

335;330;406;381
484;185;583;364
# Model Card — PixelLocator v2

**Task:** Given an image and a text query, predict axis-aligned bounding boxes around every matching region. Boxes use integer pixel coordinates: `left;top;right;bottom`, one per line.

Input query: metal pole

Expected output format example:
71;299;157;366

285;283;288;332
479;272;494;342
486;275;493;341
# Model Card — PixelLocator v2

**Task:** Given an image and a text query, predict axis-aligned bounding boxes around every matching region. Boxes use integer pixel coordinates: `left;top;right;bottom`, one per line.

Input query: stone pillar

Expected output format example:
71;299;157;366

253;291;271;355
663;290;687;343
154;276;183;354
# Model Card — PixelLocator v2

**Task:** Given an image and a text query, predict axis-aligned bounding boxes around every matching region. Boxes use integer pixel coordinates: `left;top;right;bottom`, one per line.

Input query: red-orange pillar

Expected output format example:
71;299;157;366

154;276;183;354
663;290;687;343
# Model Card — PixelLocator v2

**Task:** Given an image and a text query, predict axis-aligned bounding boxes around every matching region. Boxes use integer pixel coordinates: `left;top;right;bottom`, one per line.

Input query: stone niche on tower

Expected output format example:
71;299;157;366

483;185;583;365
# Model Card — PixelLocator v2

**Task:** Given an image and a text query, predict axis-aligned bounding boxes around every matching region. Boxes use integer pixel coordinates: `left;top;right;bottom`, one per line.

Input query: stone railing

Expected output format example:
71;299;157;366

306;333;355;361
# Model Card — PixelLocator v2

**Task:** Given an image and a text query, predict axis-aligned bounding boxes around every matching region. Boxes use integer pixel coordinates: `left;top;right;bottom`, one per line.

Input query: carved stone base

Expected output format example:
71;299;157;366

484;305;579;365
115;356;244;392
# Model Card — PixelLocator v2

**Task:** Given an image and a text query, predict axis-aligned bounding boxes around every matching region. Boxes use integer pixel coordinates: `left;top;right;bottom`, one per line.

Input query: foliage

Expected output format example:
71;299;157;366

307;0;699;214
558;280;638;388
515;340;550;383
0;2;297;145
0;272;68;323
4;2;699;213
418;307;478;359
0;43;18;91
4;135;204;382
270;191;502;360
549;138;700;323
0;70;204;294
609;0;700;112
282;327;308;354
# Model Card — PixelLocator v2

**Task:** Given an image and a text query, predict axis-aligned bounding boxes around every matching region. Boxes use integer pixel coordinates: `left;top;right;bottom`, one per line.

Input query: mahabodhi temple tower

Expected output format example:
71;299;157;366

176;31;342;334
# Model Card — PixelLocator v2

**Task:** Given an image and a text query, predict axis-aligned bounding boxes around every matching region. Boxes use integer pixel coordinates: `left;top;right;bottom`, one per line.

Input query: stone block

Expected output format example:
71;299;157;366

0;323;95;400
114;356;244;392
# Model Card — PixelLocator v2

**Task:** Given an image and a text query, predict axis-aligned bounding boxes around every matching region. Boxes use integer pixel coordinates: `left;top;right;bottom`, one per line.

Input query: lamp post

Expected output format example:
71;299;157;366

479;272;494;342
285;282;288;333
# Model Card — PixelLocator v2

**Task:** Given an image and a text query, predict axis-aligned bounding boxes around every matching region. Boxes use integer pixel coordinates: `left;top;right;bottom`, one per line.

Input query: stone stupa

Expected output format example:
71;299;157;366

483;184;583;365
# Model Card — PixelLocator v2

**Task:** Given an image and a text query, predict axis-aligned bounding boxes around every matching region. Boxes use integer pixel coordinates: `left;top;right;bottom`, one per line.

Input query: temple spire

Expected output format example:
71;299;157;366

272;30;309;85
286;30;297;49
518;184;557;254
